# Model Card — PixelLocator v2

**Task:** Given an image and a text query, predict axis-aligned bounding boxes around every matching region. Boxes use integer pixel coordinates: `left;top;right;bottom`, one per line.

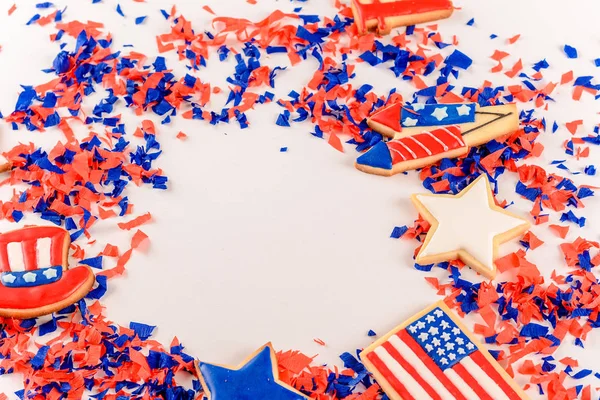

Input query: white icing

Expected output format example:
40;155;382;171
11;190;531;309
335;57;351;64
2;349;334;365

43;268;58;279
2;274;16;284
431;106;448;121
403;117;418;127
461;357;511;400
412;104;425;111
388;335;454;399
7;242;25;272
441;127;465;146
456;104;472;116
423;131;449;151
388;147;406;161
416;177;527;271
22;272;37;283
373;347;432;399
37;237;53;268
397;140;417;159
444;368;479;400
407;137;432;156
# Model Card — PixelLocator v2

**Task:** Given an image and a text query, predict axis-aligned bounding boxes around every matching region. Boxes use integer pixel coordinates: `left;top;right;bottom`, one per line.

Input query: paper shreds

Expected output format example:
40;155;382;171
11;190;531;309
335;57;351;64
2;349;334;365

0;301;199;398
564;44;578;59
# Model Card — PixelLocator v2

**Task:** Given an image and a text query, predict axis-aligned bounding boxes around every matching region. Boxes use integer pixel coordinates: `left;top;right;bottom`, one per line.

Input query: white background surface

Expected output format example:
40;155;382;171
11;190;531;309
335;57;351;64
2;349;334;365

1;0;600;398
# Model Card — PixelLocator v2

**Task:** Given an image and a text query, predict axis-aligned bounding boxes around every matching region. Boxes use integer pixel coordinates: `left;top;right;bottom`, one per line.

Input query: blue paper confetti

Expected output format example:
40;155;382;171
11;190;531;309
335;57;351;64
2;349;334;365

390;226;407;239
129;321;156;340
564;45;578;59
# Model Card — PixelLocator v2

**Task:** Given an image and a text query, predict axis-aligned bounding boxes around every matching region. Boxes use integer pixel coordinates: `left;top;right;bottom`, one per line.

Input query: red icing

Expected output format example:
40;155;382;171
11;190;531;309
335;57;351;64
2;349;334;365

352;0;453;32
398;330;466;400
370;103;402;132
387;125;465;164
381;341;440;399
366;351;415;400
470;351;522;400
0;266;92;309
0;226;67;272
453;360;494;400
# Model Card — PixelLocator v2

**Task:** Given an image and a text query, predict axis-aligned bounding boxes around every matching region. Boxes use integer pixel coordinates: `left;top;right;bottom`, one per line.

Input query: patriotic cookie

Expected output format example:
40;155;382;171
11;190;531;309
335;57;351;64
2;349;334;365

361;300;529;400
0;226;95;319
411;175;530;279
196;343;309;400
356;103;518;176
351;0;454;35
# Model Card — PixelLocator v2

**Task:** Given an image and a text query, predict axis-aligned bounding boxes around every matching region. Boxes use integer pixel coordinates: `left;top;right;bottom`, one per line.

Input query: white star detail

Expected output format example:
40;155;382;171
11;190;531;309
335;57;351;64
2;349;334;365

412;176;530;278
440;321;450;330
408;325;418;334
23;272;37;283
432;338;441;347
434;309;444;317
448;353;456;361
453;327;462;336
458;348;466;355
428;326;439;335
440;358;448;365
445;342;455;351
466;343;475;350
42;268;58;279
425;344;434;352
441;332;451;341
416;321;426;330
456;337;464;345
418;332;429;341
2;274;16;284
436;348;445;356
411;104;425;111
431;106;448;121
426;315;435;323
403;117;418;127
456;104;472;116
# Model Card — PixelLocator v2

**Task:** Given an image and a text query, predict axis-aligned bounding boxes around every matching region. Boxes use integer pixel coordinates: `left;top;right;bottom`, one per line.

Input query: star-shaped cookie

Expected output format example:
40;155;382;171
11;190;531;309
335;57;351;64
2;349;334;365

411;175;530;279
196;343;308;400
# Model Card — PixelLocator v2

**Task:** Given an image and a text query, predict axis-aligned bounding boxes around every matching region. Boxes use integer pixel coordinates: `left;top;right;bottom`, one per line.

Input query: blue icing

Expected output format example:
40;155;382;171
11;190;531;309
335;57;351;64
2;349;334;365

1;266;63;288
199;346;305;400
406;307;476;370
401;103;475;128
356;141;392;170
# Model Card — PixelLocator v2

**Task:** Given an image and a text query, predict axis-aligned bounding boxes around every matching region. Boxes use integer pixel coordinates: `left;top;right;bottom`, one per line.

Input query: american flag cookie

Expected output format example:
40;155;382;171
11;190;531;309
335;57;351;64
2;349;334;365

356;103;518;176
411;175;530;279
351;0;454;36
0;226;95;319
361;301;530;400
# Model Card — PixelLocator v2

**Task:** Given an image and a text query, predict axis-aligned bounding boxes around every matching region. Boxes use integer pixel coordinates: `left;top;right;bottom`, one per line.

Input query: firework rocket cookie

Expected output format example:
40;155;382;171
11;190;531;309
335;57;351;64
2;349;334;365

351;0;454;35
361;300;529;399
411;175;530;279
196;343;309;400
356;103;518;177
0;226;95;318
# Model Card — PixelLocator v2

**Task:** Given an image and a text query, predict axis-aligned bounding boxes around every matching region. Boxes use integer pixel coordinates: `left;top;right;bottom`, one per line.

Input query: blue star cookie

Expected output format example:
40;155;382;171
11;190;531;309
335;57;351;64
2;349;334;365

197;343;308;400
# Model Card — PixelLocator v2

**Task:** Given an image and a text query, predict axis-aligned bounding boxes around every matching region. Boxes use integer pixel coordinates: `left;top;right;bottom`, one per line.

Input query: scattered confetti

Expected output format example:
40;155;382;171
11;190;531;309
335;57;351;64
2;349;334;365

564;44;578;59
1;2;599;399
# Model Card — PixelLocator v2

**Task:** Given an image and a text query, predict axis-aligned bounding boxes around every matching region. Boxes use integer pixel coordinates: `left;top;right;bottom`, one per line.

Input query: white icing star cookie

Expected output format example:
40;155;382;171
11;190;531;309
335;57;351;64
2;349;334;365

411;175;530;279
